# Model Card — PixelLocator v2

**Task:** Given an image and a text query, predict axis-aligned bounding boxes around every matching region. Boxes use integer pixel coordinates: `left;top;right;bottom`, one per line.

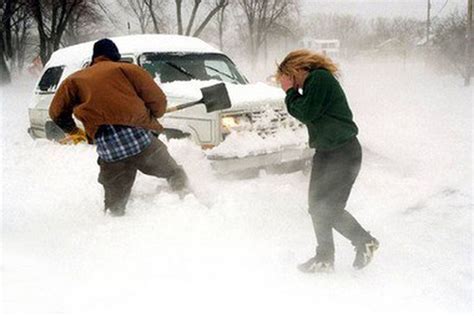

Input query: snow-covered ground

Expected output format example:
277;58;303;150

1;60;472;316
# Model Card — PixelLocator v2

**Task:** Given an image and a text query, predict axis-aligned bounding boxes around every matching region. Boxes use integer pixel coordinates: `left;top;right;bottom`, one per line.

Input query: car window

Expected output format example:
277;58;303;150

81;56;135;69
120;57;134;64
37;66;65;92
138;53;248;84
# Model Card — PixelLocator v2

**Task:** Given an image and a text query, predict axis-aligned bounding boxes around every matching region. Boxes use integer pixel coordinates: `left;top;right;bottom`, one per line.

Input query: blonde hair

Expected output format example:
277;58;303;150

276;49;340;81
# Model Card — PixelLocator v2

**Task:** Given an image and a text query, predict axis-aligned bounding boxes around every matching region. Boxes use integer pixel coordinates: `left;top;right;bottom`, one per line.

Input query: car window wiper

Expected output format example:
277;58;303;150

164;61;196;79
204;65;239;83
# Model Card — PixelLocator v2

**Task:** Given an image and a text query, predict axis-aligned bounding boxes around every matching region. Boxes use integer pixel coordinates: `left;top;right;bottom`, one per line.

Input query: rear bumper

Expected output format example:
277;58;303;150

27;126;46;139
207;146;314;175
27;122;65;141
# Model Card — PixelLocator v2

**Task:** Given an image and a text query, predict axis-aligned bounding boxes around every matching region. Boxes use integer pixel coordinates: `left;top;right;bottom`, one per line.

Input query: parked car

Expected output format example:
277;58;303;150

28;34;312;175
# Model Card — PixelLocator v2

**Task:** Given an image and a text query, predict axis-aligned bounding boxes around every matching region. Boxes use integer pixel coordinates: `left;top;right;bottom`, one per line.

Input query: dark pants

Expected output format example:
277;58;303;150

97;138;187;213
308;137;371;263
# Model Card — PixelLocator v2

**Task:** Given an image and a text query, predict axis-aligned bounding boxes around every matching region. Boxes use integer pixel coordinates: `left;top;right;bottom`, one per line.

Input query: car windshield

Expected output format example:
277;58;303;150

138;53;248;84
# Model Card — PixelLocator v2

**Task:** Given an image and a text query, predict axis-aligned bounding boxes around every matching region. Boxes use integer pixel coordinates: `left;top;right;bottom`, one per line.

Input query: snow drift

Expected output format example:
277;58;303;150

1;59;472;316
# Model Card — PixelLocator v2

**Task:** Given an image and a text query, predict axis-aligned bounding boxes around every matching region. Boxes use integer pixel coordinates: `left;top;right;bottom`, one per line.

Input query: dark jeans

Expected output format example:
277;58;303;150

97;138;187;213
308;137;371;263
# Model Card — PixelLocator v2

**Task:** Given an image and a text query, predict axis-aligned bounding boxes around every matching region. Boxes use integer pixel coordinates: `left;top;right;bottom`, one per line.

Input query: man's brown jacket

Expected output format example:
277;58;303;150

49;59;167;139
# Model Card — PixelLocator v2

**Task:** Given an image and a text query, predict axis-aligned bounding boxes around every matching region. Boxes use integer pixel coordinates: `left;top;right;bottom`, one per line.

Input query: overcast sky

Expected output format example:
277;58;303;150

302;0;467;19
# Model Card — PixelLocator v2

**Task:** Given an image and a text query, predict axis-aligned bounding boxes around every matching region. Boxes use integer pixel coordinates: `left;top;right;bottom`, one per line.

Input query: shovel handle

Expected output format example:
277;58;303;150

166;99;203;113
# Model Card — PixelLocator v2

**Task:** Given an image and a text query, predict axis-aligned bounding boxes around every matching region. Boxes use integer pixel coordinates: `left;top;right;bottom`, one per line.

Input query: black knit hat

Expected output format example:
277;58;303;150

91;38;121;62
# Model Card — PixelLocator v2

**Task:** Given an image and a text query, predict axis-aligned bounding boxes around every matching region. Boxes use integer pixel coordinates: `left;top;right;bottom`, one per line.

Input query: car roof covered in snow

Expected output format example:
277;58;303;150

46;34;222;69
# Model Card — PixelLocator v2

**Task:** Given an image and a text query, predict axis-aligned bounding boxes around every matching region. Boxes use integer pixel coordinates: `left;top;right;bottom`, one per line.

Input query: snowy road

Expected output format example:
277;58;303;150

1;61;472;315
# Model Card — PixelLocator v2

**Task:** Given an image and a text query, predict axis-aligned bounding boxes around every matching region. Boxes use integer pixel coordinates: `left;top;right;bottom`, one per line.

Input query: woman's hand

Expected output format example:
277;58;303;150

280;75;294;92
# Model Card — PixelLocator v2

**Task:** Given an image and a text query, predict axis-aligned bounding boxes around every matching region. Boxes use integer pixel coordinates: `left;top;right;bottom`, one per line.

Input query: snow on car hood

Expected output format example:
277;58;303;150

206;128;308;159
160;79;307;159
159;80;286;110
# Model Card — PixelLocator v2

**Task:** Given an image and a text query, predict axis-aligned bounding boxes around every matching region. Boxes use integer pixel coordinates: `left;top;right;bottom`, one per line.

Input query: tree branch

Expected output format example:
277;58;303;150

185;0;201;36
144;0;160;33
192;0;227;37
175;0;183;35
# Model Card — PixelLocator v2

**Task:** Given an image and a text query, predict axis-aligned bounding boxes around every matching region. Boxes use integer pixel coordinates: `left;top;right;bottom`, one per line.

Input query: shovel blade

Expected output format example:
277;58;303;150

200;83;232;113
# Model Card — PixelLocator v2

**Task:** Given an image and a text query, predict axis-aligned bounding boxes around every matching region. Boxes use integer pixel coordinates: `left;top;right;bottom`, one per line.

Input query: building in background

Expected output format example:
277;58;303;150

299;38;340;59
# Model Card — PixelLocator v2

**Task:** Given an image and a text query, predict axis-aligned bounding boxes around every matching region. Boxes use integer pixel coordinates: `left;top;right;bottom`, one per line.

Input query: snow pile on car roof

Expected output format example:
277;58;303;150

161;80;286;109
47;34;221;68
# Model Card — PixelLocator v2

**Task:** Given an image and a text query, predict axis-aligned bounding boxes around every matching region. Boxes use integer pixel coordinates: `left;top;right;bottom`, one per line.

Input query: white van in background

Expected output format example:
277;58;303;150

28;34;312;175
299;38;340;60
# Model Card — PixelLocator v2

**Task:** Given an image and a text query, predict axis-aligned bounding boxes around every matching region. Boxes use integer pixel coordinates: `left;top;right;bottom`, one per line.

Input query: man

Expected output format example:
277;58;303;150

50;38;188;217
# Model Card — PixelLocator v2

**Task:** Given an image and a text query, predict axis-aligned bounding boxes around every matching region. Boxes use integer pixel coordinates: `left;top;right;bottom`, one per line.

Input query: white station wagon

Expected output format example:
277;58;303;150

28;34;312;174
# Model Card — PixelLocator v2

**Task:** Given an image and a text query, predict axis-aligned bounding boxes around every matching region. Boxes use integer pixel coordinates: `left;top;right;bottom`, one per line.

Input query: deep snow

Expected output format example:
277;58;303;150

1;59;472;316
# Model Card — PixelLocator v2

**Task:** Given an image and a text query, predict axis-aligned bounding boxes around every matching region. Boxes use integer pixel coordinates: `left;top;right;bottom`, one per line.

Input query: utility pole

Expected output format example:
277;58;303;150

465;0;473;86
426;0;431;45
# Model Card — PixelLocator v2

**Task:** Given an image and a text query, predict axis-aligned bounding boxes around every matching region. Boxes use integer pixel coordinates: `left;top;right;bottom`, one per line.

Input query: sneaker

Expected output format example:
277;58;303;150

353;238;379;270
168;168;189;192
108;208;125;217
297;256;334;273
177;187;192;200
168;168;191;200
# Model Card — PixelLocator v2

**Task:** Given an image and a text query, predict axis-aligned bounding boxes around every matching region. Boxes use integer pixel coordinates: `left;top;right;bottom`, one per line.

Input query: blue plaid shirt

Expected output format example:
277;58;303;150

95;125;152;162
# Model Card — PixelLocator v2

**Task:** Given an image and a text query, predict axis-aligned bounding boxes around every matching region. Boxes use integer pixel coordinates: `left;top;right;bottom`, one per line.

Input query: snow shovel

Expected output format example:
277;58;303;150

166;83;232;113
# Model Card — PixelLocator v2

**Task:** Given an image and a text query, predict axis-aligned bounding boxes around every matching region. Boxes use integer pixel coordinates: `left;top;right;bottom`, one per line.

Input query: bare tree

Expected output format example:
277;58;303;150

370;17;424;47
0;0;13;84
96;0;126;31
10;1;32;71
175;0;228;37
176;0;183;34
432;11;473;82
115;0;228;37
28;0;89;64
119;0;150;34
185;0;200;35
63;0;103;46
215;0;229;50
144;0;162;33
1;0;33;84
237;0;295;67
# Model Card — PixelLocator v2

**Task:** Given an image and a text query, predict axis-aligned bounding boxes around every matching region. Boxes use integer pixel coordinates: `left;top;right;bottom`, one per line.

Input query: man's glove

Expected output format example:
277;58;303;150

59;128;87;145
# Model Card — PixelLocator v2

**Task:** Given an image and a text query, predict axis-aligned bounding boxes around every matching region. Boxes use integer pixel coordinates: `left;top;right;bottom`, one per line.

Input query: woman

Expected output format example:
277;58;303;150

276;50;379;273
